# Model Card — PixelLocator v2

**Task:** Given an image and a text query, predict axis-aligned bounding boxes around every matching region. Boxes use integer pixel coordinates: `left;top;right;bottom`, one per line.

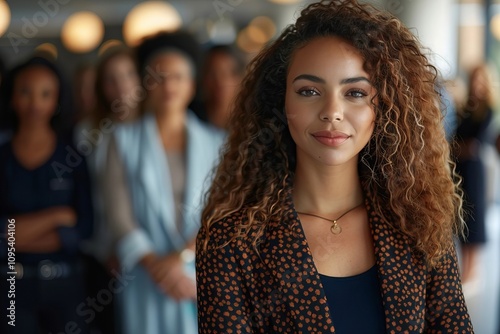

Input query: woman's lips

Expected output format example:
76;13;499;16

311;130;350;147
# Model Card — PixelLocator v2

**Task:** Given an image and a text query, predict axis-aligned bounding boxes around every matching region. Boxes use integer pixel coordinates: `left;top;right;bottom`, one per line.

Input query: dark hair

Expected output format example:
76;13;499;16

201;0;463;267
0;56;72;132
203;44;246;75
135;30;201;78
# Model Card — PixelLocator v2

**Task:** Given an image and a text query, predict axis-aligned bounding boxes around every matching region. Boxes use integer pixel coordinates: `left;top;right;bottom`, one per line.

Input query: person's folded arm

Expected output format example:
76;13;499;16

8;208;75;253
56;155;95;255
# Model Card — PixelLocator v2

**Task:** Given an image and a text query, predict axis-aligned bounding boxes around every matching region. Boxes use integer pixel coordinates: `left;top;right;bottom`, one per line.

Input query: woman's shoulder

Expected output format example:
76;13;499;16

187;111;226;143
0;130;12;147
0;138;10;152
200;209;245;238
111;114;151;152
198;209;260;250
115;113;149;133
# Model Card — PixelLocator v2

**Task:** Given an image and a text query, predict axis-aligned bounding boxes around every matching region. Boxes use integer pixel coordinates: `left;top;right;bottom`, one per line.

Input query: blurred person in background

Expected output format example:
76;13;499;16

454;63;496;283
74;45;142;334
0;56;93;334
102;31;224;334
73;63;97;124
94;46;142;125
201;45;245;129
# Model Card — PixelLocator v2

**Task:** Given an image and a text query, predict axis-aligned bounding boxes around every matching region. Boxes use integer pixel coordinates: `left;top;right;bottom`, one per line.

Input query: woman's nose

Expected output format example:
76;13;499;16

319;95;343;122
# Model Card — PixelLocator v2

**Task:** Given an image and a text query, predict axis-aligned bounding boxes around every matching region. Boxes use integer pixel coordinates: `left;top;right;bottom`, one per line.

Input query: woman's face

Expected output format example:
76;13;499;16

203;52;242;105
102;54;140;107
285;36;376;167
12;66;59;126
470;67;489;101
147;52;195;114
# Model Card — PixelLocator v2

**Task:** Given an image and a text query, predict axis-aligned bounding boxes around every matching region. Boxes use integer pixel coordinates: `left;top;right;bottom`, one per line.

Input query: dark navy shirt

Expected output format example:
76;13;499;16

320;265;386;334
0;139;93;264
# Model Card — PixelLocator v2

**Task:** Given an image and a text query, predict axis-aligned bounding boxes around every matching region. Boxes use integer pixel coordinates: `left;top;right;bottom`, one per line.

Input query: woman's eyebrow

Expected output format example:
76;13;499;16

340;76;371;85
293;74;371;85
292;74;325;83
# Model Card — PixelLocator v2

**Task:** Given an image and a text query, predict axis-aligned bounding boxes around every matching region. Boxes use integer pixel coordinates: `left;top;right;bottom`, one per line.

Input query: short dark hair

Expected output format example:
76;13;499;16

135;30;201;79
203;44;246;75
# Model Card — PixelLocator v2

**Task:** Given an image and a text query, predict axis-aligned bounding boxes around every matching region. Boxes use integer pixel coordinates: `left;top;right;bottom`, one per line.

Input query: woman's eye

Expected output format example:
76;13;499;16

297;88;319;97
347;89;367;98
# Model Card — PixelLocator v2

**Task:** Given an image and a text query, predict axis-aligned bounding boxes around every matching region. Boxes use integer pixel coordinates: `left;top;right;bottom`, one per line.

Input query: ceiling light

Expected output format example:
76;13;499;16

62;11;104;53
123;1;182;47
0;1;11;37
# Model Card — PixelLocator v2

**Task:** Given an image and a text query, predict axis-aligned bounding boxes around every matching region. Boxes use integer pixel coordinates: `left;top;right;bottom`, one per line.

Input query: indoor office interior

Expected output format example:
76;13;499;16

0;0;499;333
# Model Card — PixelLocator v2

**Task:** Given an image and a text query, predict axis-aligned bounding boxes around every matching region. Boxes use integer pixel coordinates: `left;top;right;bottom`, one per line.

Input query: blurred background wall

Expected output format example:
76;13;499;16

0;0;496;78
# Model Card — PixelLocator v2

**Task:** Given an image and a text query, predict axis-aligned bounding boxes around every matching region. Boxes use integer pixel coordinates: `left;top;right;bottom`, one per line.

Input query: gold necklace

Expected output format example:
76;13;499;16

297;203;364;235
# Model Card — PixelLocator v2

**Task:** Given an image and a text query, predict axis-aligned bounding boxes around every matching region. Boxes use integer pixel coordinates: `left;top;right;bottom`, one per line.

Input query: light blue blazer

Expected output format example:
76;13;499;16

113;111;224;334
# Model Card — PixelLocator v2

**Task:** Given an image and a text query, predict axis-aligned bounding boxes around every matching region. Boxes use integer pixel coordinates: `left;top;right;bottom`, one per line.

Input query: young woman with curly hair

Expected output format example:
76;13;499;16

196;0;473;332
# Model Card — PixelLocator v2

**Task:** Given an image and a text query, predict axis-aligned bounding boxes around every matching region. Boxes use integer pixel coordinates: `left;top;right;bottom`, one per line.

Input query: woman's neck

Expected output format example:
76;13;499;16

112;106;139;123
292;156;364;216
155;108;186;151
12;123;57;170
14;123;55;145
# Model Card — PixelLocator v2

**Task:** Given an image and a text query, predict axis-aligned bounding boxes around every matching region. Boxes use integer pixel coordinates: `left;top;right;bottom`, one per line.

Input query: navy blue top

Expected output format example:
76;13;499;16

320;265;386;334
0;139;93;264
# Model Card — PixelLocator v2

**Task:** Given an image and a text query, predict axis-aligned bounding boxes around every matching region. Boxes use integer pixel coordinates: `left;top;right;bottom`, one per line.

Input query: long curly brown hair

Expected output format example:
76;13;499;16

201;0;463;267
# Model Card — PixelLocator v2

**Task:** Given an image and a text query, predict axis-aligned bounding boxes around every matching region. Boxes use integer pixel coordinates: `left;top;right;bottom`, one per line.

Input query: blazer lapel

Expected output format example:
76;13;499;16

263;190;335;333
136;114;184;249
366;196;427;333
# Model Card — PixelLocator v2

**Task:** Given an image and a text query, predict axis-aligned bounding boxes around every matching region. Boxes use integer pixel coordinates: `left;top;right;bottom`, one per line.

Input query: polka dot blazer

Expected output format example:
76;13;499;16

196;189;474;333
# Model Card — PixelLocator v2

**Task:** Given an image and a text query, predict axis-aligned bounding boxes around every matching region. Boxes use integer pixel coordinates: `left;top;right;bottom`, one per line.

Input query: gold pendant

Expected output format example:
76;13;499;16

330;221;342;235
